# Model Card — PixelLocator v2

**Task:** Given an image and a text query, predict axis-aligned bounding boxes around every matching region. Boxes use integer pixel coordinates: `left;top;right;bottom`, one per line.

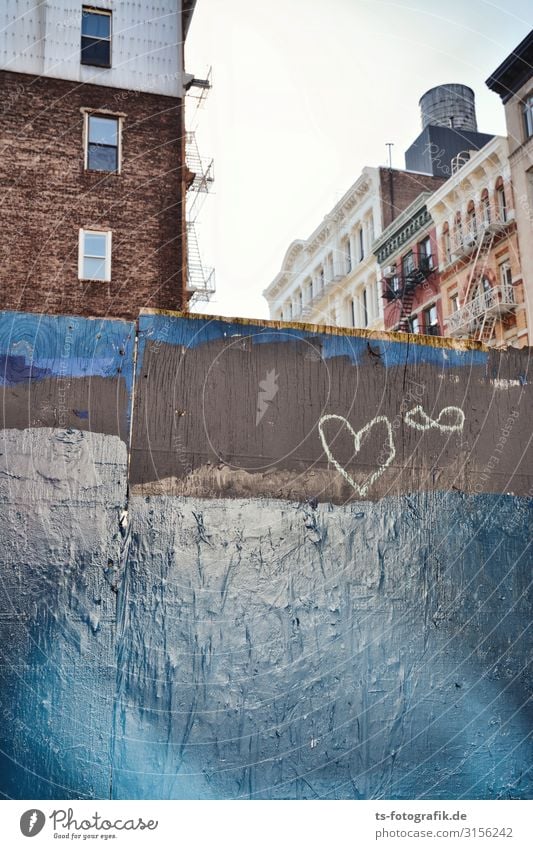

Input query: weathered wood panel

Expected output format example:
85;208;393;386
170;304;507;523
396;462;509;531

130;313;531;501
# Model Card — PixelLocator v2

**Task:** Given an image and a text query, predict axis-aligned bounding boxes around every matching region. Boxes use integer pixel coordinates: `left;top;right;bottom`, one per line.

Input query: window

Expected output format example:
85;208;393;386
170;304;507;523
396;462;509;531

499;263;512;288
523;94;533;140
443;225;451;262
408;314;419;334
449;293;459;313
79;229;111;281
81;7;112;67
496;184;507;222
392;272;401;294
361;288;368;327
85;113;120;172
319;268;325;289
402;251;414;279
358;228;364;262
345;239;352;273
466;202;477;240
298;290;303;313
481;191;491;226
419;236;433;270
423;304;439;335
351;298;357;327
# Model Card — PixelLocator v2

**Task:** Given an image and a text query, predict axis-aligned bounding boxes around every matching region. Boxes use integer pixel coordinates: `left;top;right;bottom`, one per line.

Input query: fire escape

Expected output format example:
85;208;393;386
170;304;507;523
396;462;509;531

185;70;215;305
445;214;515;343
382;254;437;333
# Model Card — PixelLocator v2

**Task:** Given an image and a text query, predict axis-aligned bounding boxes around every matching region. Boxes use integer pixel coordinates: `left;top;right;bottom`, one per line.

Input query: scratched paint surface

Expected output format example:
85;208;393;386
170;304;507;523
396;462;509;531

0;311;531;799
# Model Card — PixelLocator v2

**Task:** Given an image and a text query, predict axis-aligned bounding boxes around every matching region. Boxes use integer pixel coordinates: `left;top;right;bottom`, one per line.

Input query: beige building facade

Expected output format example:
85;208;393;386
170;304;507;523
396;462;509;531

427;136;528;347
487;30;533;342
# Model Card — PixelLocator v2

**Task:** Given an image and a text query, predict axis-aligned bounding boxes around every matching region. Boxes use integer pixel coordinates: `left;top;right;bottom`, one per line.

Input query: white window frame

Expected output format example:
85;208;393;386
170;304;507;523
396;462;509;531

82;109;124;174
499;262;512;288
78;228;112;281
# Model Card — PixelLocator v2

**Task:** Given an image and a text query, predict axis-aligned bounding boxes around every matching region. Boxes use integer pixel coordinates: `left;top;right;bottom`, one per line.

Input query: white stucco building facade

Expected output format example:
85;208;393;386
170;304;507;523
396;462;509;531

263;168;384;330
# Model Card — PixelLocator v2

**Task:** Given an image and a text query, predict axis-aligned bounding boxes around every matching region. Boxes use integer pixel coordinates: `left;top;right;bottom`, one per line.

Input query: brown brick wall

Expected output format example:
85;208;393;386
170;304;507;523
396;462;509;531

0;70;186;320
379;168;446;229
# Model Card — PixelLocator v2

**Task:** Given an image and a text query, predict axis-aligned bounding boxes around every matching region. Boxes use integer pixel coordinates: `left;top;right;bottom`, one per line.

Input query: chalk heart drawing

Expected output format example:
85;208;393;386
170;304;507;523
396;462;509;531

318;414;395;497
404;405;465;433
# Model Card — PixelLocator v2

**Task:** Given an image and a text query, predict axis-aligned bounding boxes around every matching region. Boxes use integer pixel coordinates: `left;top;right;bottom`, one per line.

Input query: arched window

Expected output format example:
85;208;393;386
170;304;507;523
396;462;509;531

466;200;477;240
495;178;507;223
442;222;451;262
481;189;491;227
455;211;463;249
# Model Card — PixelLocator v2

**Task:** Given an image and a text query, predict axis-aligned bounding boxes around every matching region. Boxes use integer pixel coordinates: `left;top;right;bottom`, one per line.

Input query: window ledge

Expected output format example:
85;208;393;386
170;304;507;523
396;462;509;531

83;168;121;176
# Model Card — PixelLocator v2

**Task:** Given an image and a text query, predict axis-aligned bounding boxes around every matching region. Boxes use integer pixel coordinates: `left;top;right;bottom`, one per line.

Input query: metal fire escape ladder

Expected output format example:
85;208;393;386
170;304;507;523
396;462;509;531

184;127;215;304
476;313;497;344
186;222;215;302
461;228;495;307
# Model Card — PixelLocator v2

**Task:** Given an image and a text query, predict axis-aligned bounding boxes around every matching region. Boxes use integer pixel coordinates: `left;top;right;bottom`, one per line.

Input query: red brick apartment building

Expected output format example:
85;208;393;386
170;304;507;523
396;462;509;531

0;2;198;319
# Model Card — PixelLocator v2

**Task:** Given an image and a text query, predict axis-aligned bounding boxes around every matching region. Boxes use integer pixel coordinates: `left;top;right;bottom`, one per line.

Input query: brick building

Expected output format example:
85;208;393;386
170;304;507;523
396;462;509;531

374;194;443;335
0;1;198;320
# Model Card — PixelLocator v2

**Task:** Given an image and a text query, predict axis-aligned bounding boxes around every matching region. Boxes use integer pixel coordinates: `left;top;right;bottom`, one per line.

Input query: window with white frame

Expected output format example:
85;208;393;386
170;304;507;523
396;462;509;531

449;292;459;313
443;226;451;262
361;288;368;327
358;227;364;262
345;238;352;273
81;7;112;67
496;184;507;222
523;93;533;140
79;229;112;281
499;262;512;288
85;113;121;172
351;298;357;327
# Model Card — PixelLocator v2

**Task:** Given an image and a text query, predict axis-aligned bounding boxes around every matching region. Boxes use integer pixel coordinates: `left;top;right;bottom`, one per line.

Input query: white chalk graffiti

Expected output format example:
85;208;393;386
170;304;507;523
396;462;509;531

404;405;465;433
319;405;465;495
318;414;396;497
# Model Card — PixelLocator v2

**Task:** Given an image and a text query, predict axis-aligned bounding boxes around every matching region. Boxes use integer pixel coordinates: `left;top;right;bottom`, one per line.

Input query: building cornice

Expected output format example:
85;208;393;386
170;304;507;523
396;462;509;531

264;167;378;299
373;193;433;264
426;136;508;217
486;30;533;103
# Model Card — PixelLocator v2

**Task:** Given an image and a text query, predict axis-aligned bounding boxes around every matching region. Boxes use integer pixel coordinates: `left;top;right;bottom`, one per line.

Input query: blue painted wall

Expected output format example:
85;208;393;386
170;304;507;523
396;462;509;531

0;311;531;799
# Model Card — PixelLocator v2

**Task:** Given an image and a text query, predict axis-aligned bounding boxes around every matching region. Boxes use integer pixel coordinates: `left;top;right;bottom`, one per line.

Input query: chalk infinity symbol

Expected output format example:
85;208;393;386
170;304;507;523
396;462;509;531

404;405;465;433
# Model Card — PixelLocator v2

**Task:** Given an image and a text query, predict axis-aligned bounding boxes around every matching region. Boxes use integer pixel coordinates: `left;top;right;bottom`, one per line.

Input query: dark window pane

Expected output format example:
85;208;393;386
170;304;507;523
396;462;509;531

89;115;118;146
81;36;110;67
88;143;118;172
82;10;110;39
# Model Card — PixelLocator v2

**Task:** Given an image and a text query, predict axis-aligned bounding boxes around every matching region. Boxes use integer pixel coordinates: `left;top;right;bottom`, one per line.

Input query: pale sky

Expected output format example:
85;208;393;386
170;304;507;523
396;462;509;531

185;0;532;321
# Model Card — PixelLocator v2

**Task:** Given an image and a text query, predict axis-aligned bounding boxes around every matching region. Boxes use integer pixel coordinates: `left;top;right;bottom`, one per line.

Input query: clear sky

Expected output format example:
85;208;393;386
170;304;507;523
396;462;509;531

185;0;532;321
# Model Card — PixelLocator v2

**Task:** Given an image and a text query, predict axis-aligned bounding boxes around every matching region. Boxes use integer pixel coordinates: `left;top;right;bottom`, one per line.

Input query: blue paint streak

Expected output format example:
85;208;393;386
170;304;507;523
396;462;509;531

137;314;488;376
0;311;136;392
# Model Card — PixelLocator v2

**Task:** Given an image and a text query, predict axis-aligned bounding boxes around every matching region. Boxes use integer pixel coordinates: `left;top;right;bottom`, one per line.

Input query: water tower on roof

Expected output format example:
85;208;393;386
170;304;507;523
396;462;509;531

404;83;492;177
419;84;478;132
